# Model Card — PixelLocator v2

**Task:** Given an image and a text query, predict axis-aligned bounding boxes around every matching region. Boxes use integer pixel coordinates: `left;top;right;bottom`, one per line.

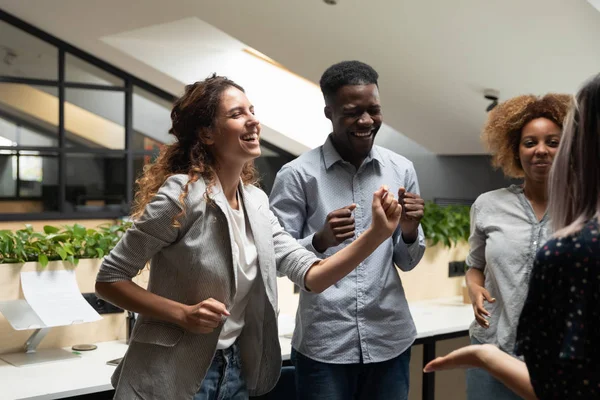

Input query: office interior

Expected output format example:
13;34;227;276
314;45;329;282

1;1;599;399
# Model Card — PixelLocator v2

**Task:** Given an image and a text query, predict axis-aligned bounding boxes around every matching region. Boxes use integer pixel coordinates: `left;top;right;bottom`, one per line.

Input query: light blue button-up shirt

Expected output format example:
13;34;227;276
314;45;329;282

269;135;426;363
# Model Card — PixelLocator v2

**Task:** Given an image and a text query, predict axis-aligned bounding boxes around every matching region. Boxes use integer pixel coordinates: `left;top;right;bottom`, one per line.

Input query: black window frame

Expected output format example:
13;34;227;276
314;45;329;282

0;9;295;221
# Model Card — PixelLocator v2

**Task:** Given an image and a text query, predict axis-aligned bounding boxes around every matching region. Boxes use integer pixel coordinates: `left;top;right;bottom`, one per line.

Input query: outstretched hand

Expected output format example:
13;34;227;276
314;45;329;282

424;344;498;373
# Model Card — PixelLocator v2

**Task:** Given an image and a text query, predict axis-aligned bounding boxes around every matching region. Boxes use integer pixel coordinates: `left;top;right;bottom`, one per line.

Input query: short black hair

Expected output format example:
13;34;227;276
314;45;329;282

319;61;379;103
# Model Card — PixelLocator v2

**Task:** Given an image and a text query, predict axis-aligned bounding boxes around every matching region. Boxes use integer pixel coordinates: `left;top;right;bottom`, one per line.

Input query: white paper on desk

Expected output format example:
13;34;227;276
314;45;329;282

20;270;101;327
0;300;45;330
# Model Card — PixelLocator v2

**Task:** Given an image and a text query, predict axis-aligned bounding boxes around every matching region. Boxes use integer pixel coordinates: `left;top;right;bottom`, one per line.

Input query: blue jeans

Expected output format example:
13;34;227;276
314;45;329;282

291;347;411;400
466;337;523;400
194;343;249;400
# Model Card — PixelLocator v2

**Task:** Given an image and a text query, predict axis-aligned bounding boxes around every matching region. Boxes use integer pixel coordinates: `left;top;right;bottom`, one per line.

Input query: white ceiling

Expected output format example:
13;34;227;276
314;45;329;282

99;17;332;154
1;0;599;155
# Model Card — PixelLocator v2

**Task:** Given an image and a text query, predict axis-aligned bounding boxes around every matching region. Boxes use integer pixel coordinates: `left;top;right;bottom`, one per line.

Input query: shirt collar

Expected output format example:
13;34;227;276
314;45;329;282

322;134;385;170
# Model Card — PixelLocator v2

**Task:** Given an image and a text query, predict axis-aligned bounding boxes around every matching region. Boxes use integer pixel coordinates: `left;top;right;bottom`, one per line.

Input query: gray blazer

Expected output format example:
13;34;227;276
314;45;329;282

96;174;318;399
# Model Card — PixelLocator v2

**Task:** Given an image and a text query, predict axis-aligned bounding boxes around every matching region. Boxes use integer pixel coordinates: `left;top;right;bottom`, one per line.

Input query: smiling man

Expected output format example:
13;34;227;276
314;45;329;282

269;61;426;400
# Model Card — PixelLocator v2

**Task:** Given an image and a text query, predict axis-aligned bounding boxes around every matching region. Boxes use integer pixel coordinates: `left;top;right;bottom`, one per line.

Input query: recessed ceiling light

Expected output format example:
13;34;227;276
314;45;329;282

588;0;600;12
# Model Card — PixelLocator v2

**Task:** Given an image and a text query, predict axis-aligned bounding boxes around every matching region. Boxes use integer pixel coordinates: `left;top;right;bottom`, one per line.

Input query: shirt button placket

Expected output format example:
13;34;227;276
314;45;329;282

353;174;368;362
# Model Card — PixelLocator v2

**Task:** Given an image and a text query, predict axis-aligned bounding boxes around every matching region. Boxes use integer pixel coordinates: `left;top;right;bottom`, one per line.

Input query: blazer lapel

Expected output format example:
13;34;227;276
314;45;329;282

208;184;238;291
240;184;276;307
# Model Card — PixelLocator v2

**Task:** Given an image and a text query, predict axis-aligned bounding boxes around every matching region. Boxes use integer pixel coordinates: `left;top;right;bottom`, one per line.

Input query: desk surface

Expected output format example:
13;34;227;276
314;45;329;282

410;296;473;339
1;296;472;400
1;340;126;400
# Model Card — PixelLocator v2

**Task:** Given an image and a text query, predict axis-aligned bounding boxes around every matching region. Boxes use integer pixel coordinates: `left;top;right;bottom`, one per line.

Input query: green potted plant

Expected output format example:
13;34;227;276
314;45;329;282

420;201;472;303
420;202;470;249
0;221;131;267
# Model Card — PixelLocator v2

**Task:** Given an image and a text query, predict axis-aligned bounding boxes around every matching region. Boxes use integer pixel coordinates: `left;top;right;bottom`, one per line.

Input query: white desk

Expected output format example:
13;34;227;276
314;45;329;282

1;297;472;400
411;296;473;339
279;296;473;359
0;340;127;400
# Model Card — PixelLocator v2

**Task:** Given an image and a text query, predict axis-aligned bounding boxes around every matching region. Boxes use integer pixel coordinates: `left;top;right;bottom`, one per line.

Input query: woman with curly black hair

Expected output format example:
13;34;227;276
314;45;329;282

463;93;572;399
425;73;600;400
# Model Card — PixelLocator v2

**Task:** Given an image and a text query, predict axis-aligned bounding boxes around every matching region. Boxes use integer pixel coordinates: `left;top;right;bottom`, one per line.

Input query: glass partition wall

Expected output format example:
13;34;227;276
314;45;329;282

0;10;294;220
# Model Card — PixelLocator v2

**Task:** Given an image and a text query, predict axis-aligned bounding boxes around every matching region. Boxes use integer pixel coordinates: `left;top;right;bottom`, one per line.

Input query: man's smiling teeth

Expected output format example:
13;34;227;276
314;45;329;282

242;133;258;141
353;131;372;137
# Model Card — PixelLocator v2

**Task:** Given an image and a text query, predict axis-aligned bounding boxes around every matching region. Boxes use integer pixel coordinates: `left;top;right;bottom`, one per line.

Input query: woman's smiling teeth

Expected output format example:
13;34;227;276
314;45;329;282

241;133;258;141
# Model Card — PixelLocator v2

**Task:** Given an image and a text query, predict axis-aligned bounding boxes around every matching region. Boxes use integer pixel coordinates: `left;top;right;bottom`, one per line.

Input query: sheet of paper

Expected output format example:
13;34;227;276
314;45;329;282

0;300;45;330
20;270;101;327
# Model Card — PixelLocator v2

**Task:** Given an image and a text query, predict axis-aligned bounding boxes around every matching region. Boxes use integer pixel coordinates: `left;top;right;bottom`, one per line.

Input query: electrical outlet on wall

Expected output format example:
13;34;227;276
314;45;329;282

448;261;467;277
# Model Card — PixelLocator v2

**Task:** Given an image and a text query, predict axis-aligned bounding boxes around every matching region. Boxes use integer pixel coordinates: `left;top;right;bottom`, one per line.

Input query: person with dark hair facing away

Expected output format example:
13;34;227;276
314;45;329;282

463;93;571;400
270;60;426;400
424;73;600;400
95;74;404;400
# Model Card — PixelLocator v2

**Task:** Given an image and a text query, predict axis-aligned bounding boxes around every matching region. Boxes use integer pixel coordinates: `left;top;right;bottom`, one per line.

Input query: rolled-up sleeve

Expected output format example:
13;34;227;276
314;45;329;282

268;208;319;291
465;201;486;271
392;164;426;271
96;177;185;283
393;228;426;272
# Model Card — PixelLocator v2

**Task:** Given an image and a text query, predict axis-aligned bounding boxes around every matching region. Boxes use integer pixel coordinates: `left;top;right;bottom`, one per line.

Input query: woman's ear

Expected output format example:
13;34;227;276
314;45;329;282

200;127;215;146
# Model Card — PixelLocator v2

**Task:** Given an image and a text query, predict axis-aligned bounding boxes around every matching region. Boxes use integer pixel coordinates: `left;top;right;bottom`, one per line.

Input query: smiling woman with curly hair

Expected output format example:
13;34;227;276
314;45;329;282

483;94;572;178
94;74;403;400
463;93;572;400
425;73;600;400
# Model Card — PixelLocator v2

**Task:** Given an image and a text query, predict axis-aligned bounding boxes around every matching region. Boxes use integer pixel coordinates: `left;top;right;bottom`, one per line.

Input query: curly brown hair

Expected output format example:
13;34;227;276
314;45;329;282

131;74;258;224
482;93;573;178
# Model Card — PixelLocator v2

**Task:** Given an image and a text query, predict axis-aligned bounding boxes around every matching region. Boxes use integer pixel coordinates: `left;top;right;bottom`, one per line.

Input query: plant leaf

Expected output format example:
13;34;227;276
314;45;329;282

39;254;49;268
56;247;67;260
43;225;60;234
47;233;69;242
62;244;75;255
73;224;86;238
